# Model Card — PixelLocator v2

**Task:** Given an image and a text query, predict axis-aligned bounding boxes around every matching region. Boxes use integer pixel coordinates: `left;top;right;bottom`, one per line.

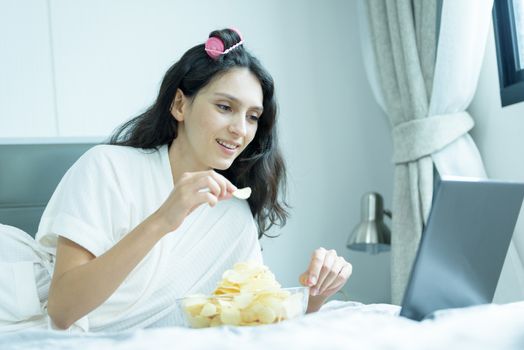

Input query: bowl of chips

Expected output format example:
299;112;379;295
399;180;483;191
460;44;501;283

176;261;309;328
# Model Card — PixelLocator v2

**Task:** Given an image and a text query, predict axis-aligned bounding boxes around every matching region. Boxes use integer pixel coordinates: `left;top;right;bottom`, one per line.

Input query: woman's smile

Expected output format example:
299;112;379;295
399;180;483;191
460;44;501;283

216;138;240;155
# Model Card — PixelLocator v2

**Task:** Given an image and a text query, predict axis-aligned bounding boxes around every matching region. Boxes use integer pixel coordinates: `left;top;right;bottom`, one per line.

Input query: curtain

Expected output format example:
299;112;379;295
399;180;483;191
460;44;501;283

431;0;524;303
357;0;493;304
429;0;491;177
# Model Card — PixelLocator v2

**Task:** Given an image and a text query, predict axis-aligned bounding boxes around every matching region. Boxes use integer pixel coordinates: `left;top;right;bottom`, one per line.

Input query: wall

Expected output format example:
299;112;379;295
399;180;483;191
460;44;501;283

261;0;394;304
0;0;57;137
0;0;394;303
469;21;524;303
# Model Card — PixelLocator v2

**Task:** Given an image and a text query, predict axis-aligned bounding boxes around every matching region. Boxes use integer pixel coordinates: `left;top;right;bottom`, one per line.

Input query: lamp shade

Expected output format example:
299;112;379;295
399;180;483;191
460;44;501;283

346;192;391;254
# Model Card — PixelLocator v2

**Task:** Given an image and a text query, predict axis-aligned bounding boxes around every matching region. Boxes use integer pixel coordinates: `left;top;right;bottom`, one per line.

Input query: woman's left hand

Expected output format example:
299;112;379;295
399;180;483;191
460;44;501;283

299;247;352;313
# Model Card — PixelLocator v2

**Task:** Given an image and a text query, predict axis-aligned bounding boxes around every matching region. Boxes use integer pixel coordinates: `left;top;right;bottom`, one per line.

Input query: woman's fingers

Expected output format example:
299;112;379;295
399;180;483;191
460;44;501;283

195;174;222;198
195;191;219;208
298;272;309;286
305;248;327;287
317;256;346;295
302;248;353;297
212;171;238;199
175;170;241;218
321;263;353;296
193;170;238;199
184;170;241;212
311;249;337;295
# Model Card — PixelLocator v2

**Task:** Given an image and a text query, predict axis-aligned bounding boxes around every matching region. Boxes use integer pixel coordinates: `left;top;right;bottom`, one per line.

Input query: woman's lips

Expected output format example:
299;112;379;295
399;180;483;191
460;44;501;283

216;139;238;155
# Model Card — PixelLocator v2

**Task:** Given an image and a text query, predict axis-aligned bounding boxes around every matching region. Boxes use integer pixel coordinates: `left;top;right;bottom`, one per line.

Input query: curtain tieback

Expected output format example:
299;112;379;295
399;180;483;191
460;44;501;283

392;111;474;164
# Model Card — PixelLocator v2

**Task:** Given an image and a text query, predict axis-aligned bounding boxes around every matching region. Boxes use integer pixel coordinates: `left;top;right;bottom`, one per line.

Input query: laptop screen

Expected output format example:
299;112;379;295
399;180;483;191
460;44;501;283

400;176;524;321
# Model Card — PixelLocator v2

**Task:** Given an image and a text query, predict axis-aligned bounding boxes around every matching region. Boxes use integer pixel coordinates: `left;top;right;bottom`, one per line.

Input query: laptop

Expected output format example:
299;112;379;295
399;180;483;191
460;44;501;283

399;176;524;321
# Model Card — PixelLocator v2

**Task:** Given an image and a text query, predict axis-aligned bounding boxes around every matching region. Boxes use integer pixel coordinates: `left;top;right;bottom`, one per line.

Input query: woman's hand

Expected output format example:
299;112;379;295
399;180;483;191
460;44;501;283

299;247;352;313
153;170;237;234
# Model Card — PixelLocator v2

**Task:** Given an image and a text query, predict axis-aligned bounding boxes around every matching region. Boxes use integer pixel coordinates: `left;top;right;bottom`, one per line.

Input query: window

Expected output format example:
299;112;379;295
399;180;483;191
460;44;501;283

493;0;524;106
515;0;524;68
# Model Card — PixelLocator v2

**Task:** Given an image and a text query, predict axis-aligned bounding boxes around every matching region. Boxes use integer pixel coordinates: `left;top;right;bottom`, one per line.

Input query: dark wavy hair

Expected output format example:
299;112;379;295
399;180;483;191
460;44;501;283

106;28;289;239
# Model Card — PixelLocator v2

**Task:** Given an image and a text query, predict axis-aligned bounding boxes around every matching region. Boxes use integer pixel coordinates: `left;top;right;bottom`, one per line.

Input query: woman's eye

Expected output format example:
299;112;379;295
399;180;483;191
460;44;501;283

217;104;231;111
248;115;260;122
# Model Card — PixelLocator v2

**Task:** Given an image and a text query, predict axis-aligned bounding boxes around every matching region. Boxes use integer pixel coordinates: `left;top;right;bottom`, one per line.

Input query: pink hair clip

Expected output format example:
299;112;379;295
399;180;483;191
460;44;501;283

205;27;244;60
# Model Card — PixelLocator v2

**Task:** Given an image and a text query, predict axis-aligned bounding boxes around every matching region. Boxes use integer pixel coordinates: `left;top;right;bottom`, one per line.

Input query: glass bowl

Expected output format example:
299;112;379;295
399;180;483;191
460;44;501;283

176;286;309;328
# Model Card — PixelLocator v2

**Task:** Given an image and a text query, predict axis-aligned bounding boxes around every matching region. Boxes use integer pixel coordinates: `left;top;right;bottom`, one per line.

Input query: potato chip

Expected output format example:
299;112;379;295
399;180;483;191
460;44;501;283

232;187;251;199
209;315;223;327
200;302;218;317
214;287;241;295
215;297;234;308
181;295;207;315
240;308;258;323
222;270;248;284
257;305;277;324
188;315;211;328
220;306;241;325
233;292;254;309
257;295;284;318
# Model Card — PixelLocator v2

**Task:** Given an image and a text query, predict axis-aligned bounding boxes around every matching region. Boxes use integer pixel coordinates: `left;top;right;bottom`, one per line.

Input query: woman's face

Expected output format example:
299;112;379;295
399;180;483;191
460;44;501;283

172;68;264;170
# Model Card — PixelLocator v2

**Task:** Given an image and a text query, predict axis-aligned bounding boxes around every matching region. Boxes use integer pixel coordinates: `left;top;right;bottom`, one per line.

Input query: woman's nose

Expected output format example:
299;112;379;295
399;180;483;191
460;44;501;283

228;114;247;136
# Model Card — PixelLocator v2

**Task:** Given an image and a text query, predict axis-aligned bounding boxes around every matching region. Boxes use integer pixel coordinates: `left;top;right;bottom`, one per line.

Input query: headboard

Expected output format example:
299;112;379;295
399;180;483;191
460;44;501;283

0;139;100;237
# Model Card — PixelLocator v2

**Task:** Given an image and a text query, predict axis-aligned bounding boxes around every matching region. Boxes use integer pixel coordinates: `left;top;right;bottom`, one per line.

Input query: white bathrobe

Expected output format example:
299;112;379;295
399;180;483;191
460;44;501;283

0;144;263;332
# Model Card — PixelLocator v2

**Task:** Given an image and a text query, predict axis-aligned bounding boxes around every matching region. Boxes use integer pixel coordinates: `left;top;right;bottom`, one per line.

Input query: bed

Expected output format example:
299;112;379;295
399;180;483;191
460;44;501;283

1;300;523;349
1;141;524;349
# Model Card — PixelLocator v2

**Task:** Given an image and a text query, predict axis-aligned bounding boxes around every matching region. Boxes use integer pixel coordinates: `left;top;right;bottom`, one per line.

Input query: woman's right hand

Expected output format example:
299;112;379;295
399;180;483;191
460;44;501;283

152;170;238;234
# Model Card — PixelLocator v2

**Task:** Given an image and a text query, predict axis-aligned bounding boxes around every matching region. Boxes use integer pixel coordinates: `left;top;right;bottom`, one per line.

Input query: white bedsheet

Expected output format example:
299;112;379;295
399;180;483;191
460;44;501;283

1;300;523;350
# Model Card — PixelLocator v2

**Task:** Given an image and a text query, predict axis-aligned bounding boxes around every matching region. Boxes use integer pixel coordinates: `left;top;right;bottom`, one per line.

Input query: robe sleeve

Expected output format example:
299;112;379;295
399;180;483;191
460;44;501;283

35;146;128;258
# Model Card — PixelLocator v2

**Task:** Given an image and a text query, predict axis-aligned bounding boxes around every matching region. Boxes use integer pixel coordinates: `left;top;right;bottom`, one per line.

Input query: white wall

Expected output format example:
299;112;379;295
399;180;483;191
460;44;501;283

260;0;394;304
0;0;394;303
0;0;57;137
469;21;524;303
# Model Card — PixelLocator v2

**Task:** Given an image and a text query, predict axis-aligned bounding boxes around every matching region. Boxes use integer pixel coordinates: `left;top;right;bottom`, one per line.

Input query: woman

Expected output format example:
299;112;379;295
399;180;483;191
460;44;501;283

1;28;352;332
